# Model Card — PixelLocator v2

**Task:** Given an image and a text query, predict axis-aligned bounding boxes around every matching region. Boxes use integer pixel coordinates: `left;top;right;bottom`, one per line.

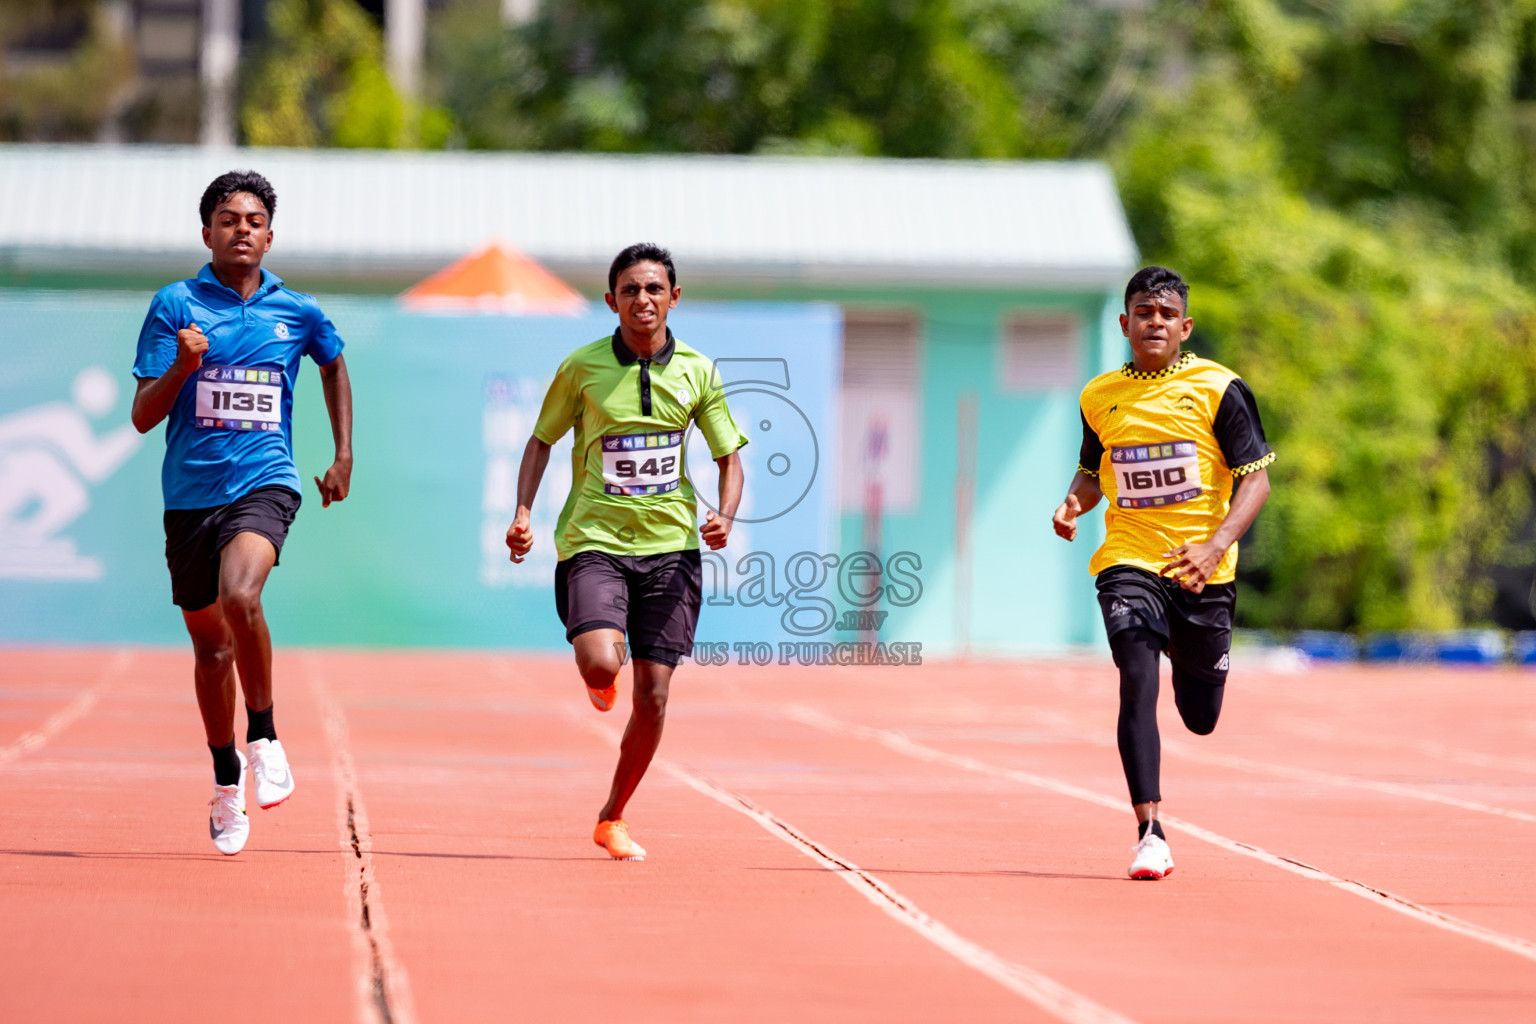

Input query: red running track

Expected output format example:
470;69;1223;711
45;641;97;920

1;647;1534;1022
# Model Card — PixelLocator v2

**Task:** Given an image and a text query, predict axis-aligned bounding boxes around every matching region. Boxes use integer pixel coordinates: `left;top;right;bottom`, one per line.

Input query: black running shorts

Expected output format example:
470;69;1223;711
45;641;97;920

163;485;302;611
555;549;703;668
1095;564;1235;683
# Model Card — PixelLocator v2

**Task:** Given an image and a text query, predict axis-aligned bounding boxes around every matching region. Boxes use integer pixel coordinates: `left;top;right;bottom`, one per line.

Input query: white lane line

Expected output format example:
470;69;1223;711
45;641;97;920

922;702;1536;824
307;657;418;1024
0;651;131;769
1274;717;1536;777
1390;739;1536;778
572;714;1138;1024
1159;740;1536;824
782;704;1536;967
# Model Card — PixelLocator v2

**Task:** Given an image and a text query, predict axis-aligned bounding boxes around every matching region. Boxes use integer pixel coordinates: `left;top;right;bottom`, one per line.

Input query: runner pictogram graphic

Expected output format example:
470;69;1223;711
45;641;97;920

0;366;142;579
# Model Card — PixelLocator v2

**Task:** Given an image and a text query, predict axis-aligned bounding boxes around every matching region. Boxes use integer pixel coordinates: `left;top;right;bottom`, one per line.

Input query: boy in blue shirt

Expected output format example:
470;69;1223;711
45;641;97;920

131;170;353;855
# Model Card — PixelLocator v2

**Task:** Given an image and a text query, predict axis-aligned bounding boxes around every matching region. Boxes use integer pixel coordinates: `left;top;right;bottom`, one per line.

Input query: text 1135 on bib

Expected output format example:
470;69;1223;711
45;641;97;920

195;365;283;432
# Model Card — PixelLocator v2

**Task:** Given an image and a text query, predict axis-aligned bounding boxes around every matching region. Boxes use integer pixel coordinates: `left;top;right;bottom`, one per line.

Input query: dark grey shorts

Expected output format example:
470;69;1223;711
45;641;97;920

555;549;703;668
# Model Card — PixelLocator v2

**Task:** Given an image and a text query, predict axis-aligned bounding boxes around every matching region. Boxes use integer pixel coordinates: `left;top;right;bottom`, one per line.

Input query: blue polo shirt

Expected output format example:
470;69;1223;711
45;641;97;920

132;264;345;509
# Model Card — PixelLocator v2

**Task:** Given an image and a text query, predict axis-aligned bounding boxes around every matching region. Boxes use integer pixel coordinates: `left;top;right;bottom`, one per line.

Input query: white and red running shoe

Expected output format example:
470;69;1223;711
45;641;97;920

247;738;295;810
1128;831;1174;880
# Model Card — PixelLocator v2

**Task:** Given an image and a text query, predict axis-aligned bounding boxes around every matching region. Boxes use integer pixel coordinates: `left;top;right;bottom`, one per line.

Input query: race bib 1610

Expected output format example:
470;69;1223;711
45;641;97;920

1112;441;1202;509
194;365;283;432
602;431;683;496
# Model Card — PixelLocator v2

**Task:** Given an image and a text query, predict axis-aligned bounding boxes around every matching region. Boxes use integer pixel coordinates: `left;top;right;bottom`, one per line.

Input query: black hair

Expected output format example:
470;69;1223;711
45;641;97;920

1124;265;1188;312
608;242;676;294
199;170;277;227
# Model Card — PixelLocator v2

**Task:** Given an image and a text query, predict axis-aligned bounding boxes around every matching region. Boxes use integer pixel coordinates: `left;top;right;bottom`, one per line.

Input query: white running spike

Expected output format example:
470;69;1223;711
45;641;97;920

1128;831;1174;880
209;750;249;855
248;738;295;810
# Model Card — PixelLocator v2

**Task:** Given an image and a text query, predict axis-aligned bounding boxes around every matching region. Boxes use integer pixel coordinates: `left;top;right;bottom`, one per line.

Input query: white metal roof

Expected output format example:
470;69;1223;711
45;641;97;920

0;144;1137;288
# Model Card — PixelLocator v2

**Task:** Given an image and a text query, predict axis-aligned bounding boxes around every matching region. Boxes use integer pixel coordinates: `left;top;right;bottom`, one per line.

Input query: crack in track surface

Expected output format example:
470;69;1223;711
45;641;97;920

346;795;394;1024
308;658;416;1024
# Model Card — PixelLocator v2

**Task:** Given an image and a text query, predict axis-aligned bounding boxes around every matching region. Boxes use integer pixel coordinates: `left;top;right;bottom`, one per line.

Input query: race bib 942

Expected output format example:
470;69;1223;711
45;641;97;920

194;365;283;432
602;431;683;496
1112;441;1202;509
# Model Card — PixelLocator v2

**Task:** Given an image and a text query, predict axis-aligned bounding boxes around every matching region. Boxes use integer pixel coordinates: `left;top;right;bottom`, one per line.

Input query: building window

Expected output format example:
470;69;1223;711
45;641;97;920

1000;312;1081;392
840;311;921;514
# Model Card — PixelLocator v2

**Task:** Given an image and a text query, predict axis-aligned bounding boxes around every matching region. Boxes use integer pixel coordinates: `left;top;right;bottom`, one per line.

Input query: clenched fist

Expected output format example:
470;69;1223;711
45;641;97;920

176;323;209;373
1052;493;1083;541
506;508;534;563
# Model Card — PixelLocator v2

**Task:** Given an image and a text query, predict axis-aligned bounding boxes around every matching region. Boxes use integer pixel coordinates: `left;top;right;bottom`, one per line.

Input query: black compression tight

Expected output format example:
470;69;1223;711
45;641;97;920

1110;627;1227;805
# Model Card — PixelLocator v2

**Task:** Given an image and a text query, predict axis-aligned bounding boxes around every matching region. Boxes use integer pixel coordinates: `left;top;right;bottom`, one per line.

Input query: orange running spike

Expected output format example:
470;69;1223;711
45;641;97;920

593;819;646;861
586;682;618;712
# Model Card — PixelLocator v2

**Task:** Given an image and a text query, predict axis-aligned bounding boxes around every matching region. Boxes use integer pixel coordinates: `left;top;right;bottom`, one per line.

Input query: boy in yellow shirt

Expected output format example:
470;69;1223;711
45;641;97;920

1053;266;1274;879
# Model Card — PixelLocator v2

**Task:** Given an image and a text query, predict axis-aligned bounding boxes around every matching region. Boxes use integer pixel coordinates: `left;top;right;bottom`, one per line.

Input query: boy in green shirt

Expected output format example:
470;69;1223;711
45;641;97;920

506;243;747;860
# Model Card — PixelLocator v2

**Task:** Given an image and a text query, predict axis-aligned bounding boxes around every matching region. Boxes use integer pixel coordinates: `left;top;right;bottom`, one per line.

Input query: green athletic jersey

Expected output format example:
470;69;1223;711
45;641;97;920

534;330;749;560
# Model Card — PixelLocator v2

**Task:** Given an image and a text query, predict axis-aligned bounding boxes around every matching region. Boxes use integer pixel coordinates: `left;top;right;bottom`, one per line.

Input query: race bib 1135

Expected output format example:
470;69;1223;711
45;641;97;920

602;431;683;496
194;365;283;432
1112;441;1202;509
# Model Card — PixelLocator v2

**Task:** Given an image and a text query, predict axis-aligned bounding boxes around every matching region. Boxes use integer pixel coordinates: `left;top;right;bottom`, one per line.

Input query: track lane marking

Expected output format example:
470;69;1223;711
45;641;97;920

782;704;1536;966
1273;716;1536;777
572;714;1139;1024
307;657;418;1024
0;651;130;770
1157;740;1536;823
912;701;1536;823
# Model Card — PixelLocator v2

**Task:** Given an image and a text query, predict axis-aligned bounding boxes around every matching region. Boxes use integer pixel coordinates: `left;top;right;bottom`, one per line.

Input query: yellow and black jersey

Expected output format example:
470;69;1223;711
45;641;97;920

1078;350;1274;584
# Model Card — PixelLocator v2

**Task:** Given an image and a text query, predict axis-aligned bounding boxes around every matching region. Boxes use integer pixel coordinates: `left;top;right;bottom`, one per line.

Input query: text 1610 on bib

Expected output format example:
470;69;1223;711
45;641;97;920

1112;441;1202;508
195;366;283;432
602;431;683;496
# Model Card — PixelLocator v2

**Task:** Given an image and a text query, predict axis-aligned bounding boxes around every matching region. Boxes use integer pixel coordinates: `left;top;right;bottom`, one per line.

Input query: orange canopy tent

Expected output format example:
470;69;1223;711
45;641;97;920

399;242;587;314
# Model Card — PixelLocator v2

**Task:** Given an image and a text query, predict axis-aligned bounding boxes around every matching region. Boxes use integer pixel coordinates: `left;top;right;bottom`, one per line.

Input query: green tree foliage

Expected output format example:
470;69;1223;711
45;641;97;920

1205;0;1536;278
242;0;452;149
428;0;1130;156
